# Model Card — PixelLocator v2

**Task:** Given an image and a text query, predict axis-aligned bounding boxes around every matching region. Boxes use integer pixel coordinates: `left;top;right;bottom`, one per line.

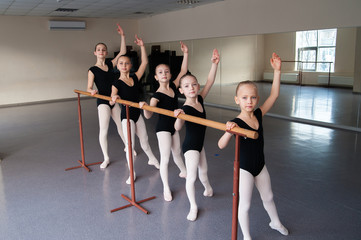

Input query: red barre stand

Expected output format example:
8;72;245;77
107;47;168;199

110;105;156;214
65;93;102;172
231;134;241;240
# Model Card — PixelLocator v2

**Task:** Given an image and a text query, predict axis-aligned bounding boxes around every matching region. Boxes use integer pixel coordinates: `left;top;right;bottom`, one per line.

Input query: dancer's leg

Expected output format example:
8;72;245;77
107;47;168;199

97;105;111;168
122;119;136;184
255;166;288;236
156;131;173;201
135;115;159;169
198;148;213;197
110;104;126;147
238;169;255;240
184;150;200;221
170;131;187;178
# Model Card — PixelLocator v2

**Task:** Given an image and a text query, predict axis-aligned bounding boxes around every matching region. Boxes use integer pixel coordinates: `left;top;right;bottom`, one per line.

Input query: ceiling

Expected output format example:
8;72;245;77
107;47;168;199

0;0;223;19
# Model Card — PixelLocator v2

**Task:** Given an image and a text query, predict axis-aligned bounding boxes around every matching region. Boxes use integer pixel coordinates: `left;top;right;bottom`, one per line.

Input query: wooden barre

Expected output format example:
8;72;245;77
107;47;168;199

74;89;258;139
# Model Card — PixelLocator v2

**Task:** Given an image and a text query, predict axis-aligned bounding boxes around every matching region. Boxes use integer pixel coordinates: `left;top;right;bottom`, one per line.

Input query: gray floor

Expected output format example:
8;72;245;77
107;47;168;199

0;83;361;240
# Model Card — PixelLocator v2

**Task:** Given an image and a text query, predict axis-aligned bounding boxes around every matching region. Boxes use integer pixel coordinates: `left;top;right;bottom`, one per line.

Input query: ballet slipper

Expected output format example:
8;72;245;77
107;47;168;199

203;187;213;197
269;222;289;236
187;208;198;221
179;171;187;179
100;160;110;169
126;172;136;184
124;148;137;156
148;159;160;169
163;190;172;202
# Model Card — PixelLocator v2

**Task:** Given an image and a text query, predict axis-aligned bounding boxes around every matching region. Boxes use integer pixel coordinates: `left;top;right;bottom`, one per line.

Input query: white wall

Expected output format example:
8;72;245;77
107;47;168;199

0;16;138;106
139;0;361;43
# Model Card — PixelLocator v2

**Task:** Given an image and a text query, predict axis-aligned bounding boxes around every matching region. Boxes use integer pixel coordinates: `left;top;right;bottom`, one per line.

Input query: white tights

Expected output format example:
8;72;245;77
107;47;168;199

122;115;159;184
156;131;187;201
184;149;213;221
238;166;288;240
97;104;126;163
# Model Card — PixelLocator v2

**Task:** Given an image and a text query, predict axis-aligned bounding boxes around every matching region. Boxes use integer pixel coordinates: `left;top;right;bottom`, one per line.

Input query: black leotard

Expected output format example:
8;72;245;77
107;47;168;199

88;60;115;109
231;108;265;177
112;73;141;122
182;95;206;153
152;82;178;135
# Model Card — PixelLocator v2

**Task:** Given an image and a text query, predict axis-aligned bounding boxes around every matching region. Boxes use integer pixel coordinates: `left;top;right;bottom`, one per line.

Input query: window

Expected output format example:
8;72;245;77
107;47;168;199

296;29;337;72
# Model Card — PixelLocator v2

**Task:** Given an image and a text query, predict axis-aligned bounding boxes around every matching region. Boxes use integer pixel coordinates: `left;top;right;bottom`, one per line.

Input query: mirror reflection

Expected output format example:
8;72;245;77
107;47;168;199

144;27;361;130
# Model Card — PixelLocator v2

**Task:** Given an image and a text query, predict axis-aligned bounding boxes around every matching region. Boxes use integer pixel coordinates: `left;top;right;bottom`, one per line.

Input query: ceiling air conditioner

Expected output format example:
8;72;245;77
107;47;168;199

48;20;86;30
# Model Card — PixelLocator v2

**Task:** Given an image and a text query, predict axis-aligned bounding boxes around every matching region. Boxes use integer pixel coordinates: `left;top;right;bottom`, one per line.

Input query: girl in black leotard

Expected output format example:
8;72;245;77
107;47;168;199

111;35;160;184
140;41;188;202
218;53;288;239
174;49;220;221
87;24;127;169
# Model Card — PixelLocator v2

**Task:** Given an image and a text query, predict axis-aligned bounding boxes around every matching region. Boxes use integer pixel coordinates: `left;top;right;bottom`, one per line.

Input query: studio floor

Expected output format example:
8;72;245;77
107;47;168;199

0;83;360;240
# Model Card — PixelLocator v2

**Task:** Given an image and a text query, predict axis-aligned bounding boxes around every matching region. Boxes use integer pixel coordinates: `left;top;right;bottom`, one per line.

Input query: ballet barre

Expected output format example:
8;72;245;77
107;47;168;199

74;89;258;139
70;89;258;240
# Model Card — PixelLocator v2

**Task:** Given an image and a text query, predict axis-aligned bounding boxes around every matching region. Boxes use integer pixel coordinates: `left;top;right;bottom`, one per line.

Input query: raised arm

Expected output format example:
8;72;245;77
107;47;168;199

259;53;281;116
134;35;148;80
173;41;189;88
87;70;97;95
199;49;220;99
111;24;126;67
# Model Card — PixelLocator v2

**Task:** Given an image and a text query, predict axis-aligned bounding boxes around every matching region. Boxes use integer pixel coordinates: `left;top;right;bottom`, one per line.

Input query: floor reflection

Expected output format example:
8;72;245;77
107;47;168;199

206;83;361;129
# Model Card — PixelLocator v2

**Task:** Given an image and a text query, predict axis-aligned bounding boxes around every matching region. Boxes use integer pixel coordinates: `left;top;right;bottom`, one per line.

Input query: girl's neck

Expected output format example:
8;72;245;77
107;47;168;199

185;95;199;105
158;81;170;90
95;58;106;66
239;109;255;119
119;72;130;79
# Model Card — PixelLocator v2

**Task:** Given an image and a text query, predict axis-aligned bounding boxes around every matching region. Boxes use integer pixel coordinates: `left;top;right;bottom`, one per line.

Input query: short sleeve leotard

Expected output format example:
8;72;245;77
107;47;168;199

231;108;265;177
152;82;178;135
88;60;116;109
182;95;207;153
112;73;141;122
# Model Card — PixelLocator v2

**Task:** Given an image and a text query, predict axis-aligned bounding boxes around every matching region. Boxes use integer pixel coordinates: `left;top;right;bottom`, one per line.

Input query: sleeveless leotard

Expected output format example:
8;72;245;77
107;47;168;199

182;95;206;153
88;60;115;109
231;108;265;177
152;82;178;135
112;73;141;122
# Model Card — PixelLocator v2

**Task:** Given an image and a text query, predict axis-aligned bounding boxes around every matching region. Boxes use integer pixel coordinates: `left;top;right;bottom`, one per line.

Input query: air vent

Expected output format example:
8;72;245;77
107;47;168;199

55;8;79;12
177;0;200;4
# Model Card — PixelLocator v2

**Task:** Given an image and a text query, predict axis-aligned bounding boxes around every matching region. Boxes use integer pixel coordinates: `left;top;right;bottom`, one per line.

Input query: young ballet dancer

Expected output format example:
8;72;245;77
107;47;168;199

87;24;127;169
173;49;220;221
110;35;160;184
139;41;188;202
218;53;288;240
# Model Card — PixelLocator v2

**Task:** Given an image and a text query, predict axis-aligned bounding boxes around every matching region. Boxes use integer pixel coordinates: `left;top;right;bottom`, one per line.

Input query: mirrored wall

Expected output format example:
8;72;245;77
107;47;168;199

144;27;361;130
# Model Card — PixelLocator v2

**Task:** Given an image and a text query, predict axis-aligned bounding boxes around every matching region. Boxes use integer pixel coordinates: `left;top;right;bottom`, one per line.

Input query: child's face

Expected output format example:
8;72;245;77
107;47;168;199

94;44;108;58
117;56;132;73
179;76;199;98
235;84;259;112
155;64;171;83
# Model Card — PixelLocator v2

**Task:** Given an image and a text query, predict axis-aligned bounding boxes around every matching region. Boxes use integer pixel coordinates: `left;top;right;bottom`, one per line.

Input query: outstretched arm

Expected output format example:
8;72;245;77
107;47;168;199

140;98;159;119
134;35;148;80
218;121;237;149
173;41;189;88
87;70;97;95
259;53;281;116
200;49;220;99
110;86;120;105
174;109;185;131
111;24;126;67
